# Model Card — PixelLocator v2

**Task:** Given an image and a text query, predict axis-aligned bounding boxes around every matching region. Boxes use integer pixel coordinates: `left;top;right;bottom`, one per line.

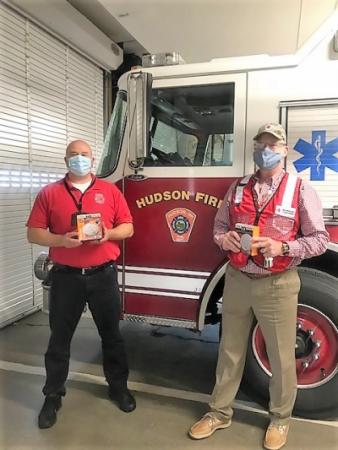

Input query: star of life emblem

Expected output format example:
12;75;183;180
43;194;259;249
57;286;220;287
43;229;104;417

293;130;338;181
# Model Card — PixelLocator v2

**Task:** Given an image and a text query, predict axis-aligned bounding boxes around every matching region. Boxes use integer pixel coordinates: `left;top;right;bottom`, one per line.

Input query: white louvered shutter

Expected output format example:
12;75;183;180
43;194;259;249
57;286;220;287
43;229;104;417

0;3;105;327
286;102;338;208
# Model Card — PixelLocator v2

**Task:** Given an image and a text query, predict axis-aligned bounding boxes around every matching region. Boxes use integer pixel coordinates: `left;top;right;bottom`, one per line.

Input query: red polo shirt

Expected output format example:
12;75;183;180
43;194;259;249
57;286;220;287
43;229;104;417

26;175;133;267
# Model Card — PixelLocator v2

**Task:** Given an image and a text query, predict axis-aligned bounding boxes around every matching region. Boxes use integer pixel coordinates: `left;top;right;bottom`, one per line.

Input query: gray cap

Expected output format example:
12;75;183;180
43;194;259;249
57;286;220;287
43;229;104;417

253;123;286;142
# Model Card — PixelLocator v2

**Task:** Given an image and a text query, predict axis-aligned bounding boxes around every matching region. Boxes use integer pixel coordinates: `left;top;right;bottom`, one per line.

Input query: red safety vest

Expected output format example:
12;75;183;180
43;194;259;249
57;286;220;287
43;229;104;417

228;172;301;272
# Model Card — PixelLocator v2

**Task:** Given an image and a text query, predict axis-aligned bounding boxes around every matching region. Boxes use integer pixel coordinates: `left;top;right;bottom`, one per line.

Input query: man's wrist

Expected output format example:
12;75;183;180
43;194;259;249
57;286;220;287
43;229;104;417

52;234;65;247
281;241;290;256
105;228;113;241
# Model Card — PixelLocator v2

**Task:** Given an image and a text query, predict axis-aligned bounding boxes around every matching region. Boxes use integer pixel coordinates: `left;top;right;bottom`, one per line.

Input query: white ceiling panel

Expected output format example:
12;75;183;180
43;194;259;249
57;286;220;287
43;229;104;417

94;0;338;62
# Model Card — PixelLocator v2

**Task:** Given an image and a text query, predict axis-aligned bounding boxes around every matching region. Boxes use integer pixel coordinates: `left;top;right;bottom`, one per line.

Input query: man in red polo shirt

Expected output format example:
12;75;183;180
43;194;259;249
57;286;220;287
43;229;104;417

27;140;135;429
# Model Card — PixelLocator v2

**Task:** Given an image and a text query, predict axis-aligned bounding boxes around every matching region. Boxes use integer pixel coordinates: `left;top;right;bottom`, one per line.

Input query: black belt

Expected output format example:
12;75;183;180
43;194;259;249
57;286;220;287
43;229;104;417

53;260;115;276
241;271;272;279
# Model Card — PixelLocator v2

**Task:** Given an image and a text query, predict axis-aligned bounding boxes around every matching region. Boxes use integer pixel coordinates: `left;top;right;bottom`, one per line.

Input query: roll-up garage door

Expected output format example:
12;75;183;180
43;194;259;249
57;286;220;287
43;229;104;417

0;3;104;327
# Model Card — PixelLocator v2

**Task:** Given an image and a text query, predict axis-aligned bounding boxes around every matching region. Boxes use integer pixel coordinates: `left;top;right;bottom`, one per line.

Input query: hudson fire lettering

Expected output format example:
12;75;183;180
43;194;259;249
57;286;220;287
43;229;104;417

136;190;222;209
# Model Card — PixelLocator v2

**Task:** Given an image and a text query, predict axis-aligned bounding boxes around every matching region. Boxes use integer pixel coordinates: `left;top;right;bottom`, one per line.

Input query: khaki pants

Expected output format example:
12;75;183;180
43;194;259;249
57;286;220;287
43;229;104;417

209;265;300;424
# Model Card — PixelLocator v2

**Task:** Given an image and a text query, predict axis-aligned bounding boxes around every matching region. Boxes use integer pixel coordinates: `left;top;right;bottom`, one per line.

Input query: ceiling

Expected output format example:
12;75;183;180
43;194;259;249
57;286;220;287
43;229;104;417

68;0;338;62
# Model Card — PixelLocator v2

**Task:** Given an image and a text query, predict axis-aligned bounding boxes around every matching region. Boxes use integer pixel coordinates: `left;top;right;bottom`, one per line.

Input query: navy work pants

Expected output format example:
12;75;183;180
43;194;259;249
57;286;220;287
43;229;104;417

43;263;129;396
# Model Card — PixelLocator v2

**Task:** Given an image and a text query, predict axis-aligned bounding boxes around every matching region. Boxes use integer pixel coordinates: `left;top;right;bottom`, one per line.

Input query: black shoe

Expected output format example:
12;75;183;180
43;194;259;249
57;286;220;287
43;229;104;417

109;388;136;413
38;394;62;429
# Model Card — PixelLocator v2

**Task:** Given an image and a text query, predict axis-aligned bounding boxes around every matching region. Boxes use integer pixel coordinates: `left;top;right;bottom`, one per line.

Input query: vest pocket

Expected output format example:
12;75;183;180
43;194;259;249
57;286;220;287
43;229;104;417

269;216;295;236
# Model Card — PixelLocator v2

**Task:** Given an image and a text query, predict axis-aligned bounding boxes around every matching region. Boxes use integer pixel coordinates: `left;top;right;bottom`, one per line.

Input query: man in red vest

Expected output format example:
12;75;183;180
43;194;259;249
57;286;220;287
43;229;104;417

189;124;329;449
27;140;136;429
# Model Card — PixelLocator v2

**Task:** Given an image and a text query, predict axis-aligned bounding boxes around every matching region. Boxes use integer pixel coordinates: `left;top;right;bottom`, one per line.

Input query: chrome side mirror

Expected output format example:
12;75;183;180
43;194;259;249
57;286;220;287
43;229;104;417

127;71;152;171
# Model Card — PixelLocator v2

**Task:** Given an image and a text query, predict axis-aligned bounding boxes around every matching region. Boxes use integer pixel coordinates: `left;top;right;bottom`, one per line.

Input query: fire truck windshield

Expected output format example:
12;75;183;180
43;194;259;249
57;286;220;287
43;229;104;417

97;82;235;176
97;91;127;177
145;83;235;167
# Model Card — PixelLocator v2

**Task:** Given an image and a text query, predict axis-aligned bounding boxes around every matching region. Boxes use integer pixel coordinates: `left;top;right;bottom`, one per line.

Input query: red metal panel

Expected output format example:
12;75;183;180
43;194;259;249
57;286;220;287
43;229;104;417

326;225;338;244
123;177;236;271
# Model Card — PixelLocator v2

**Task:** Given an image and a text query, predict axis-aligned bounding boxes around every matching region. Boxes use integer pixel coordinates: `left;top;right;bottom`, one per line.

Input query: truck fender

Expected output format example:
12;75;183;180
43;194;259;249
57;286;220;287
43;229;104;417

197;261;229;331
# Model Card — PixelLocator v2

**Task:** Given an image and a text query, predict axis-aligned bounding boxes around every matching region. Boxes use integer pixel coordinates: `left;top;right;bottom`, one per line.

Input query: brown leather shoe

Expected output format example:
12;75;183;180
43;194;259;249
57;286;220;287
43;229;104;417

189;412;231;440
264;422;290;450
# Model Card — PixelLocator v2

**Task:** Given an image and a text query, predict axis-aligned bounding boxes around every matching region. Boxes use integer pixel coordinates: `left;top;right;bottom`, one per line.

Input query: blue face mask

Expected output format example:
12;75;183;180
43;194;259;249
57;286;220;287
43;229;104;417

68;155;92;176
253;147;284;170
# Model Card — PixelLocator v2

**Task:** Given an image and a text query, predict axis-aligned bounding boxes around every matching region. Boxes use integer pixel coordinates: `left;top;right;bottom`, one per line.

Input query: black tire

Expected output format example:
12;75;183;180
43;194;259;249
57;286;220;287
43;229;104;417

242;267;338;419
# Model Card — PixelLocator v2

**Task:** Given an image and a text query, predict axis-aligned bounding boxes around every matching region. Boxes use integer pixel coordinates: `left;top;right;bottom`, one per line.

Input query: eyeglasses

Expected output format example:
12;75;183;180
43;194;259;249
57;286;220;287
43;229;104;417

254;142;286;151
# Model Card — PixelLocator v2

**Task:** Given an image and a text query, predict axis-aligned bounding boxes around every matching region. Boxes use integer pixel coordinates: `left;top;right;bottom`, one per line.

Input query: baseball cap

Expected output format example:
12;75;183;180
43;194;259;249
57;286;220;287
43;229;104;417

253;123;286;143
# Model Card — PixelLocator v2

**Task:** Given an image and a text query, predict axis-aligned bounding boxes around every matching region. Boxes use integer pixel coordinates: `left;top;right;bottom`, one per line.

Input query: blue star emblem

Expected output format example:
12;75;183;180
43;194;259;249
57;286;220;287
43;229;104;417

293;130;338;181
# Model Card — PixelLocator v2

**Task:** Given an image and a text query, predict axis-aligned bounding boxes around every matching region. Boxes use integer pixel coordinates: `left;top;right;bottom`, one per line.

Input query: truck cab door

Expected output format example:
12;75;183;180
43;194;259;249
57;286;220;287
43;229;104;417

121;73;247;328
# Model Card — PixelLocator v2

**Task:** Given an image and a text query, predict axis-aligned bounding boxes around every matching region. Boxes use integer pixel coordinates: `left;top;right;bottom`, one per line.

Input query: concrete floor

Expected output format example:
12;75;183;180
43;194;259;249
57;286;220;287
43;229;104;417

0;311;337;450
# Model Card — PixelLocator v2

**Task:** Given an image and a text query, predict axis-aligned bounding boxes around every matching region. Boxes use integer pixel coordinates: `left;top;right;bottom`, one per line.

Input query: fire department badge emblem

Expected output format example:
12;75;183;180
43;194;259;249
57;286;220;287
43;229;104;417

166;208;196;243
94;193;105;204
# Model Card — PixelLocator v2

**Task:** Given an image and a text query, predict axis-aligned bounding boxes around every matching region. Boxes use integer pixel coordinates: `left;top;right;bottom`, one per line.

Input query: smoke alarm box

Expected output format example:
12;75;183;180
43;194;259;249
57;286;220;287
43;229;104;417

77;213;103;241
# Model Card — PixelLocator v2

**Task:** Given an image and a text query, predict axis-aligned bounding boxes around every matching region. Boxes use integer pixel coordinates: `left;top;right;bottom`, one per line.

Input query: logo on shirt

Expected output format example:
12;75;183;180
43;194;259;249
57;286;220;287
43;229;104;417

166;208;196;243
94;193;105;204
293;130;338;181
275;205;296;219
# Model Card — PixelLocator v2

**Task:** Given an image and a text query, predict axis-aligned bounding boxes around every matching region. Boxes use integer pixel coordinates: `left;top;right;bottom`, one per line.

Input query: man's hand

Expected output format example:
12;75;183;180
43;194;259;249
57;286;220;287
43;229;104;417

90;222;109;245
89;222;134;245
60;231;83;248
252;237;283;258
222;230;241;252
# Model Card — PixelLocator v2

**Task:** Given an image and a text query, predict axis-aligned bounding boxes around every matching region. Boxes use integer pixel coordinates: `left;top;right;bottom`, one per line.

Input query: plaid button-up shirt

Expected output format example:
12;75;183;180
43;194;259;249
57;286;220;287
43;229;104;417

214;170;329;274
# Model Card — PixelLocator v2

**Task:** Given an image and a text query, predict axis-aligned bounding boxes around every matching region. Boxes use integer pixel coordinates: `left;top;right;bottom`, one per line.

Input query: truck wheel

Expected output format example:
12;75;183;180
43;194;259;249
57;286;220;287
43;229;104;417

243;267;338;419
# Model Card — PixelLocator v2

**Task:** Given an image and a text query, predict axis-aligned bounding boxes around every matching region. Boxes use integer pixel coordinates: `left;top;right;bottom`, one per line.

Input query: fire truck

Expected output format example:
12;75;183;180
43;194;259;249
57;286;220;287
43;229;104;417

35;14;337;419
96;13;338;419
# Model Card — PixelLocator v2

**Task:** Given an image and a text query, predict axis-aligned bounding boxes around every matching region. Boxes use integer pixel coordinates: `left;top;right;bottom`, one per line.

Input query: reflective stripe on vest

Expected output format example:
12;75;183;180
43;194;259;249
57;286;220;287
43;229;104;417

275;173;297;219
234;174;252;204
